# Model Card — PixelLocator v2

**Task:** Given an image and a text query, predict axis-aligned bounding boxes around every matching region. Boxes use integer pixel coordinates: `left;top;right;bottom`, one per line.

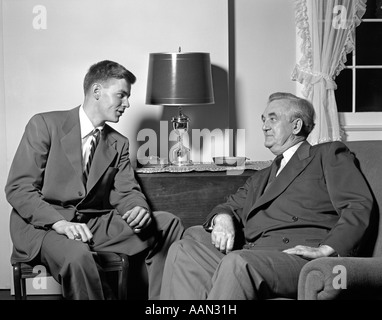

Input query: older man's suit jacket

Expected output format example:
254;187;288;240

6;106;150;264
204;141;374;257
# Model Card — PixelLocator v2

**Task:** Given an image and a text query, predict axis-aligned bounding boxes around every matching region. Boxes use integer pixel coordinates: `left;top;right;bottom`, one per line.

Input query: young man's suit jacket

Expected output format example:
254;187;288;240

204;141;374;257
6;106;150;264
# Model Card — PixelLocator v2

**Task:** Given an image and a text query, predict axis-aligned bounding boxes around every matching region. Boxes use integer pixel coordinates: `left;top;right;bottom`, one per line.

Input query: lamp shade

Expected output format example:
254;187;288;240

146;52;215;106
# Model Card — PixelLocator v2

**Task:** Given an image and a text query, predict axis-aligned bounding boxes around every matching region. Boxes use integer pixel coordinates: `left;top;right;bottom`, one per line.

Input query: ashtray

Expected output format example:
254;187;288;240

213;156;247;167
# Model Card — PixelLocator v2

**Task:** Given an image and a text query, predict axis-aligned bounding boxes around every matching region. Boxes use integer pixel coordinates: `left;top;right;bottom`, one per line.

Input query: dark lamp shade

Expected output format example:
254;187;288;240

146;52;215;106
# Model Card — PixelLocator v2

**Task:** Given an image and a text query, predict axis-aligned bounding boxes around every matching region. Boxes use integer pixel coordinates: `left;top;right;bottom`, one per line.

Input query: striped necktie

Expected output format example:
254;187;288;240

84;128;100;182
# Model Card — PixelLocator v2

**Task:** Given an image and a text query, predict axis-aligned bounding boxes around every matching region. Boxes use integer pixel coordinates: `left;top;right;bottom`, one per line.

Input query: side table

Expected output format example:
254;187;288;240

135;161;271;228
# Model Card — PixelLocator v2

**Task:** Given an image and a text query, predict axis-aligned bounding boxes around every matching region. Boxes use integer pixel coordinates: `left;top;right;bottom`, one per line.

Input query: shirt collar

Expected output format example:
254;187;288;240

282;141;304;164
79;105;104;139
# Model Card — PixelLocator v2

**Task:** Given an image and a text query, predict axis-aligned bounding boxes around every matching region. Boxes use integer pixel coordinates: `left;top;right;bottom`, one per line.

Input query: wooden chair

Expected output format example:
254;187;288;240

12;251;129;300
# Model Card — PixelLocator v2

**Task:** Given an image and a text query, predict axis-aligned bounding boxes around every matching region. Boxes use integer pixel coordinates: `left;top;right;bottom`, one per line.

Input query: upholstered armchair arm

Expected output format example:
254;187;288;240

298;257;382;300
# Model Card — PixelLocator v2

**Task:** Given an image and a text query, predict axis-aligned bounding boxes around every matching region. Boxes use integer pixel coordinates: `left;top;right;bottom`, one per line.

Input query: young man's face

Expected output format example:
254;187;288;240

96;78;131;123
261;99;299;155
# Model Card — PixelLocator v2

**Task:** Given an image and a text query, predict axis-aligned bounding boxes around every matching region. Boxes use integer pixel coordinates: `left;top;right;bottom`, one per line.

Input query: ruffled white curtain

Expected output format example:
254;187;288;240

291;0;367;145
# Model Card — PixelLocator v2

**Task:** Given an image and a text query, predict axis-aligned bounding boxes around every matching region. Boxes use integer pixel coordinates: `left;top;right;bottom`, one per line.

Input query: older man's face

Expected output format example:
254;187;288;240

261;99;299;155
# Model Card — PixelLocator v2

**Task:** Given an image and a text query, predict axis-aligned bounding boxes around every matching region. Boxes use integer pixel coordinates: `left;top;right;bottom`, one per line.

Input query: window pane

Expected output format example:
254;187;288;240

335;69;352;112
356;69;382;112
363;0;382;19
344;52;352;66
356;22;382;65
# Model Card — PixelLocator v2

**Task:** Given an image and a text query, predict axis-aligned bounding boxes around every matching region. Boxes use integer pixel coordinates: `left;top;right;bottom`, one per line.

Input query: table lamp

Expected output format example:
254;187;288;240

146;51;215;166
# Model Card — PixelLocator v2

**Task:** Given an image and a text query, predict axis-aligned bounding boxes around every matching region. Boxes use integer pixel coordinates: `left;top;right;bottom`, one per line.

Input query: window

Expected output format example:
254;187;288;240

335;0;382;114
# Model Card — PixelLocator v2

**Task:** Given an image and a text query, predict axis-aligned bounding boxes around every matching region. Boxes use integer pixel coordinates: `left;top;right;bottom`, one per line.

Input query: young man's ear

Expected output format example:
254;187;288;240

92;83;102;100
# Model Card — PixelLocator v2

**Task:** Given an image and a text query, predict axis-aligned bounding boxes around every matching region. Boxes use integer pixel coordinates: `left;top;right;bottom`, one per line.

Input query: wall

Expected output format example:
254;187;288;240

0;0;298;289
0;0;12;289
2;0;229;164
0;0;229;289
234;0;297;161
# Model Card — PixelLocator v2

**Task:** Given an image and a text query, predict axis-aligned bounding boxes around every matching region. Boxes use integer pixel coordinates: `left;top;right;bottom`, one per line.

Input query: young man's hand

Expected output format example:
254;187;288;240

122;206;152;233
52;220;93;242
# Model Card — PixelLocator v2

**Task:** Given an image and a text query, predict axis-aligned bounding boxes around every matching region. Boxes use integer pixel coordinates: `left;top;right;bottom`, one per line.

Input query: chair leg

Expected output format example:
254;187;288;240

21;278;27;300
13;263;23;300
117;254;129;300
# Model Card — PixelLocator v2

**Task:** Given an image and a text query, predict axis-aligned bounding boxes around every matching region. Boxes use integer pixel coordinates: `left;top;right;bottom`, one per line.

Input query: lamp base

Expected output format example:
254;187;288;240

171;159;194;167
170;143;193;166
170;107;193;166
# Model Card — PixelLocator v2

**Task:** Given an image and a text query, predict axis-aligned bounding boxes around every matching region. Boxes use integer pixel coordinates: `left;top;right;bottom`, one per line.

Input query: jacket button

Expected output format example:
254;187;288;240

292;216;298;222
282;237;289;244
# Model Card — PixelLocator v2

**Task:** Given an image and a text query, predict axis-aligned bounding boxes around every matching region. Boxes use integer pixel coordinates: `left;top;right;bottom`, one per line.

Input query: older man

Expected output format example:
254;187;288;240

160;92;374;300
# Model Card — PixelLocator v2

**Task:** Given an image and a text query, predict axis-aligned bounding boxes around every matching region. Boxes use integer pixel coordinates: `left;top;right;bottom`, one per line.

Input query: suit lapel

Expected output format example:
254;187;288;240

61;107;84;182
86;127;117;192
246;141;314;219
60;108;118;193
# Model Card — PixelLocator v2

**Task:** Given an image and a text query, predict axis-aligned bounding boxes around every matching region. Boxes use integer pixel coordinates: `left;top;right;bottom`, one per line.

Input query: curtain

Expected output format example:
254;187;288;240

291;0;367;145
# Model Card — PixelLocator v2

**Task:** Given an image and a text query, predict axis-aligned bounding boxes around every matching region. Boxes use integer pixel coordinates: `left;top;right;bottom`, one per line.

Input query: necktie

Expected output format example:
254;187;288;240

265;154;283;190
84;129;100;182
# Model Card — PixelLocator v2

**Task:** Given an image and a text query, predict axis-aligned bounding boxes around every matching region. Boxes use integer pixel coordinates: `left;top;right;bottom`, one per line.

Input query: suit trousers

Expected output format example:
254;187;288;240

160;226;309;300
40;211;184;300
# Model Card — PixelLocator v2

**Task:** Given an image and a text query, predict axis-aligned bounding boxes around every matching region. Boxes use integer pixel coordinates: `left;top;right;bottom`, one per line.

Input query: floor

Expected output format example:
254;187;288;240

0;289;62;300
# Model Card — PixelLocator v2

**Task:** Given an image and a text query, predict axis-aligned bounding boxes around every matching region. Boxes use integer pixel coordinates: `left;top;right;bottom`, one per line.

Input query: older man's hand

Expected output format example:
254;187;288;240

283;244;337;259
211;213;235;254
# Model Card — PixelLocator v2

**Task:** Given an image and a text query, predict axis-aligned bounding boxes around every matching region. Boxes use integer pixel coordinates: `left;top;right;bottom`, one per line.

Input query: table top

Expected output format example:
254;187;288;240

135;160;272;174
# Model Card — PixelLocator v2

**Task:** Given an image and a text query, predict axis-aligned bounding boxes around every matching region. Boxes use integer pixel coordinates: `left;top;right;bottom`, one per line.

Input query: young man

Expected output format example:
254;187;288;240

6;60;184;300
160;92;374;300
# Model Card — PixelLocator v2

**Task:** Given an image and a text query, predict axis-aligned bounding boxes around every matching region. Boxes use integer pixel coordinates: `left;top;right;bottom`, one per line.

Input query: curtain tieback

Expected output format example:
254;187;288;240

292;65;337;90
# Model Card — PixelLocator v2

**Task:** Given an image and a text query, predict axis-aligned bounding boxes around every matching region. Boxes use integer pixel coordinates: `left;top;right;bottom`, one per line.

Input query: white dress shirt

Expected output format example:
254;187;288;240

79;106;104;172
276;141;304;176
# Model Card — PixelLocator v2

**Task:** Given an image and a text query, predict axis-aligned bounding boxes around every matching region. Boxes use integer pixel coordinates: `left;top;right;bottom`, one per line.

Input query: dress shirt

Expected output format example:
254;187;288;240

276;141;304;176
79;106;104;172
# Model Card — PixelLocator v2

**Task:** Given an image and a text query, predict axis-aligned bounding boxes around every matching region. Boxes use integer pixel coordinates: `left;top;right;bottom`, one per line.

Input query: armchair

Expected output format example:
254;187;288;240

182;140;382;300
298;140;382;300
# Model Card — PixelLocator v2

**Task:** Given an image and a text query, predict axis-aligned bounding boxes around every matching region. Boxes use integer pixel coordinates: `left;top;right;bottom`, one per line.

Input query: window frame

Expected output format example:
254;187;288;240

338;17;382;131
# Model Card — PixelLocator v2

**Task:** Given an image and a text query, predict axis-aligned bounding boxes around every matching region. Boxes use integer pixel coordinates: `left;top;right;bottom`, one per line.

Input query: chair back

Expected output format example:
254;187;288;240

344;140;382;257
